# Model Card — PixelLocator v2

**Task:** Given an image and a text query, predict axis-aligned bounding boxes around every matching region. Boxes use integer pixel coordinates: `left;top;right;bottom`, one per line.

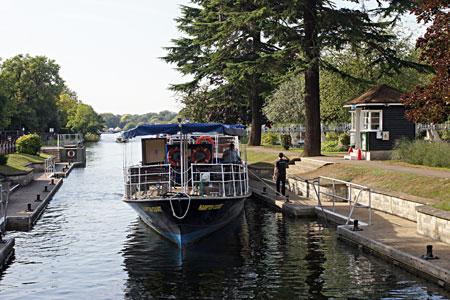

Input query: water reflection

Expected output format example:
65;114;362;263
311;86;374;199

121;199;449;300
0;135;447;299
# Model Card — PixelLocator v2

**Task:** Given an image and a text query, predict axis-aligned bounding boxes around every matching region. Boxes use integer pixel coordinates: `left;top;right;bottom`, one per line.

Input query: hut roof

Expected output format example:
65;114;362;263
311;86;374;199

343;84;404;107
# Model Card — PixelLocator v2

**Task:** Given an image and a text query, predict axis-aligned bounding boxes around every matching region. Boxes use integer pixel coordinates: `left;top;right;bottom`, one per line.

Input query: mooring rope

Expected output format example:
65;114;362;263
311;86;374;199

169;193;192;220
248;169;288;201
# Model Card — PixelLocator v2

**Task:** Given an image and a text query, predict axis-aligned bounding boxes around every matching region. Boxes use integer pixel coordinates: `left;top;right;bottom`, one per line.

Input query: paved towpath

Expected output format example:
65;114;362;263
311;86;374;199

247;146;450;179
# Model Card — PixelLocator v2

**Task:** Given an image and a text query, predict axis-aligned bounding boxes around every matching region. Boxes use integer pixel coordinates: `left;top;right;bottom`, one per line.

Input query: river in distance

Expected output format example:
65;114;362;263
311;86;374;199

0;134;448;300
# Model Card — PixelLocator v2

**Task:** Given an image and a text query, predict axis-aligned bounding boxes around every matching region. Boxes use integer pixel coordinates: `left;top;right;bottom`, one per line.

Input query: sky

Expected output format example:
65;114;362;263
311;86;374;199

0;0;190;115
0;0;425;116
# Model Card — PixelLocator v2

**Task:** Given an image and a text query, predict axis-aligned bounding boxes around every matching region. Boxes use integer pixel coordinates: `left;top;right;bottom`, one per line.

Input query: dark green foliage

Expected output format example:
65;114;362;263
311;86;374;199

325;132;339;141
321;141;346;153
338;133;351;148
0;55;64;132
16;134;42;155
0;153;8;165
392;138;450;168
280;134;292;150
84;133;100;142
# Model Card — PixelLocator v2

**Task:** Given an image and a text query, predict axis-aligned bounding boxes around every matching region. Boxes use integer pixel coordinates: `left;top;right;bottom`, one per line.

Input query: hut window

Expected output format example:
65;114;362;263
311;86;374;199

362;110;382;131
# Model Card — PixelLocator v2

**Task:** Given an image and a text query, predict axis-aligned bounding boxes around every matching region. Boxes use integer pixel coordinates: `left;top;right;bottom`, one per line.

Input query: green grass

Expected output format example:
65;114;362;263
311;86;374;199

246;150;277;165
0;153;51;175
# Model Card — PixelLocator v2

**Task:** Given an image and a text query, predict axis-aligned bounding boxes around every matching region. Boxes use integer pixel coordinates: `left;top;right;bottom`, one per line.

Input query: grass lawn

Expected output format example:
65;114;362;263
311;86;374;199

300;164;450;211
0;153;51;175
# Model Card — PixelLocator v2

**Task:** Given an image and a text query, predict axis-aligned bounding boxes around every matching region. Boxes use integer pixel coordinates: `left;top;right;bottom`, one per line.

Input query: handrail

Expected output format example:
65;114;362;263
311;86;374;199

44;156;56;178
124;162;248;200
0;182;10;233
312;176;371;225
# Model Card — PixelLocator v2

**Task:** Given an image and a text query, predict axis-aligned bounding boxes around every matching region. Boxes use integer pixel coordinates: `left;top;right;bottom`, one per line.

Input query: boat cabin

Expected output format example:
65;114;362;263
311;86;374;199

122;123;249;201
343;84;415;160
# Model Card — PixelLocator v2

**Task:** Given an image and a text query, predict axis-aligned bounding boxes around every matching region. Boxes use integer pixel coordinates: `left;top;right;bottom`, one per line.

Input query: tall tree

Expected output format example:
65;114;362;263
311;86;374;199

100;113;121;128
320;35;430;125
66;103;104;135
57;92;78;129
272;0;422;156
0;75;10;130
0;54;65;132
163;0;282;145
401;0;450;123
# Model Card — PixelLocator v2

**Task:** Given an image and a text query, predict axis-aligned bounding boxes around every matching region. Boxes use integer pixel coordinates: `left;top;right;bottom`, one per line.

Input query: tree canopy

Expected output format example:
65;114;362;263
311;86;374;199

0;54;104;136
0;54;64;132
401;0;450;123
164;0;426;155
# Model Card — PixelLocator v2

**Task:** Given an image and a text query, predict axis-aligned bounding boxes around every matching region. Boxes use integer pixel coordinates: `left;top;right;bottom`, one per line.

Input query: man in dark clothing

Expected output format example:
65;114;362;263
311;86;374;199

273;153;290;196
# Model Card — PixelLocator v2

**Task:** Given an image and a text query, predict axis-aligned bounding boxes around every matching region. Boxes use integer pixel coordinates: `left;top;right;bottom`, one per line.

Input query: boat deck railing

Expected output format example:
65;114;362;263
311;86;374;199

124;162;249;200
190;163;248;197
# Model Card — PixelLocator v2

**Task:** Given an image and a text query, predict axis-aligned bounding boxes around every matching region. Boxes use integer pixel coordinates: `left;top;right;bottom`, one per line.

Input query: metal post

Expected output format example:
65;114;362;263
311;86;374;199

138;166;141;200
368;188;372;225
332;180;336;212
231;164;236;196
221;164;225;197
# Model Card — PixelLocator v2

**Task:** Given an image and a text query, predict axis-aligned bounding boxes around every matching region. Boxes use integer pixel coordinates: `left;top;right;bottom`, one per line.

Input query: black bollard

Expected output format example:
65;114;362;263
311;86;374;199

44;185;48;192
285;194;290;203
27;203;32;212
50;178;55;185
351;219;363;231
421;245;439;260
262;187;266;194
35;194;41;202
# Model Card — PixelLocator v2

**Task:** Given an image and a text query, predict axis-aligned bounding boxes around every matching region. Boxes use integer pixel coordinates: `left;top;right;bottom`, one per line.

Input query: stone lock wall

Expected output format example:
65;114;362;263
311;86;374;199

416;206;450;244
287;175;448;245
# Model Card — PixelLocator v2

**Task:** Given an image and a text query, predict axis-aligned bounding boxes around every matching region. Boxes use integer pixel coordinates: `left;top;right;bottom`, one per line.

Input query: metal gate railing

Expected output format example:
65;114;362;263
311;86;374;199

0;182;10;233
45;157;56;178
312;176;371;225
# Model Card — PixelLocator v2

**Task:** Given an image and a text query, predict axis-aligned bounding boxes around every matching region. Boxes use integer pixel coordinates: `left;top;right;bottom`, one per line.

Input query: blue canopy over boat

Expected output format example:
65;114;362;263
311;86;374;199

122;123;247;139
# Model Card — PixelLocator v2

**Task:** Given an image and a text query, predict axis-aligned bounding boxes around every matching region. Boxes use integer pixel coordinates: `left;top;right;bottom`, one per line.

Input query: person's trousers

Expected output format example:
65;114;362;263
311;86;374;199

276;175;286;196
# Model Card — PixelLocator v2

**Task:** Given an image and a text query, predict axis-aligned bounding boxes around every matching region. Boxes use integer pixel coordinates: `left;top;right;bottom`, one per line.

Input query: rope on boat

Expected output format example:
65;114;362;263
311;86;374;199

169;193;192;220
248;169;288;201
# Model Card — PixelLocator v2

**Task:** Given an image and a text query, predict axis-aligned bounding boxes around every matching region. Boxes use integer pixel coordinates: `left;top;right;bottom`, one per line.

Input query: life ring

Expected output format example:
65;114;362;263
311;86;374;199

196;135;214;145
167;147;181;167
191;146;211;164
67;150;75;159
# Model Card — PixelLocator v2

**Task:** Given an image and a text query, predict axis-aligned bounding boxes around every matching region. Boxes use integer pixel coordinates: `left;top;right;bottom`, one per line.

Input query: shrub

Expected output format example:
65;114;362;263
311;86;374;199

261;132;278;145
16;134;42;155
280;134;292;150
439;129;450;141
325;131;339;141
338;133;350;148
0;153;7;165
393;138;450;168
85;133;100;142
321;140;345;152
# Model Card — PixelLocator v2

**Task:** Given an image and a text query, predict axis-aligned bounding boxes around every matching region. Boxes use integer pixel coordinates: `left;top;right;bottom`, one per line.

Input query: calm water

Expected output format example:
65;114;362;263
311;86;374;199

0;134;448;299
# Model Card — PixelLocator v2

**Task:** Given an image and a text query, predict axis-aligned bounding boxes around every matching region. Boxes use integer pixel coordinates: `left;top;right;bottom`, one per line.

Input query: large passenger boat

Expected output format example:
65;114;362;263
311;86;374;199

121;123;250;248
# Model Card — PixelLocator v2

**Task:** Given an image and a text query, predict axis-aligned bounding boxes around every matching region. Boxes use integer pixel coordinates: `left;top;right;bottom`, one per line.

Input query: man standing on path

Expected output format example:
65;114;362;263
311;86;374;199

273;153;290;196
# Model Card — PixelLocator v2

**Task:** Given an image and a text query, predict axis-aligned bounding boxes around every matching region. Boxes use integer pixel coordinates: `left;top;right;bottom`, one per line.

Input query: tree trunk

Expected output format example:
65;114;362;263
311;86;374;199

303;0;321;157
249;91;264;146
